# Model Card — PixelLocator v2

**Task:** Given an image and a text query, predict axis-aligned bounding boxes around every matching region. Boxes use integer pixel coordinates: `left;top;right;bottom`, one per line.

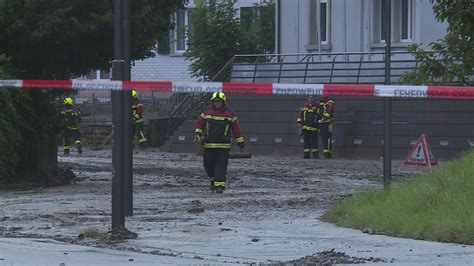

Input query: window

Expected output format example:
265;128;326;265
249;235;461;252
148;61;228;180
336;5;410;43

173;10;193;53
306;0;330;50
319;0;328;44
400;0;412;41
175;10;186;52
376;0;413;43
380;0;387;42
85;70;110;80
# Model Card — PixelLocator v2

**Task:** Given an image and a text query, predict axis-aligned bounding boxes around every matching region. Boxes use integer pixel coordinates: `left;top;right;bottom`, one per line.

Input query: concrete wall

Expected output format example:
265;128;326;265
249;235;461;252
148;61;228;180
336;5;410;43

165;95;474;160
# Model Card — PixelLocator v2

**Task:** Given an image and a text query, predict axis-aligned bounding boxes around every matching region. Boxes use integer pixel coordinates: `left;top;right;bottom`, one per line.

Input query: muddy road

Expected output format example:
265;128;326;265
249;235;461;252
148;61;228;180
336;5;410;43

3;148;472;265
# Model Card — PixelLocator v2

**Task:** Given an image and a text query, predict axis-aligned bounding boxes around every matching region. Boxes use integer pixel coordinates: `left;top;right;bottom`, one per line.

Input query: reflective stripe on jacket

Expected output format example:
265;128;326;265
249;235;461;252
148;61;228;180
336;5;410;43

61;107;81;130
318;100;335;124
297;102;319;130
132;98;144;124
195;105;244;148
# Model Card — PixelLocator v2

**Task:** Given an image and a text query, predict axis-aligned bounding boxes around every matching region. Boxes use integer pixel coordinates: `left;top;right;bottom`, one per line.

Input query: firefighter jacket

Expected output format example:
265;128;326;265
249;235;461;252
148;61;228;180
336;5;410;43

297;102;319;131
60;105;81;131
318;99;335;124
132;98;144;124
195;105;244;149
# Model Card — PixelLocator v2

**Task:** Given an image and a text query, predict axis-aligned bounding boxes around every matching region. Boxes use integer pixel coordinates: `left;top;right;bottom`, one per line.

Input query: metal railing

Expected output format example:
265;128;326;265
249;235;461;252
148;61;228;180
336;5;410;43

73;51;434;145
74;91;189;124
228;51;421;84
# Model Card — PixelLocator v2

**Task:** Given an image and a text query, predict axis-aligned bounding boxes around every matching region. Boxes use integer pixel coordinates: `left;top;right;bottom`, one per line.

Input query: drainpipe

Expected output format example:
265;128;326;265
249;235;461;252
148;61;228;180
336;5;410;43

297;0;300;58
316;0;321;56
276;0;281;56
361;0;365;52
344;0;347;60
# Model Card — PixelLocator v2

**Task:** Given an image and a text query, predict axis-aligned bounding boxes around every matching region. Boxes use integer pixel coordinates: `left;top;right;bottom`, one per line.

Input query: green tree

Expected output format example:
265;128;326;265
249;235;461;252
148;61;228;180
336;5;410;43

0;0;185;182
0;55;20;181
0;0;186;78
185;0;275;81
240;3;275;55
401;0;473;85
185;0;240;81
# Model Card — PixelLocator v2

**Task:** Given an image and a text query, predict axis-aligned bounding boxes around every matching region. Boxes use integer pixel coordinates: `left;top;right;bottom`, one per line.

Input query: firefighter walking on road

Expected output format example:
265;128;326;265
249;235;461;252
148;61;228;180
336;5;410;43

132;89;147;146
318;96;335;158
297;95;319;159
60;97;82;155
194;92;245;193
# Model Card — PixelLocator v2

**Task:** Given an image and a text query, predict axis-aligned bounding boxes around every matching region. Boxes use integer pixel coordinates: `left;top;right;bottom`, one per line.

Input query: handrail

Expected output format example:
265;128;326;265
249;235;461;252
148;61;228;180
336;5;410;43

329;56;337;83
230;51;426;84
233;51;430;58
169;94;191;119
356;54;365;84
212;56;236;82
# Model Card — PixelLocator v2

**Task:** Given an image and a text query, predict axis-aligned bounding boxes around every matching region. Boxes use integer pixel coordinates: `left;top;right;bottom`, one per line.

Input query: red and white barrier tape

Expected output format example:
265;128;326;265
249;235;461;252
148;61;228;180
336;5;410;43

1;79;473;99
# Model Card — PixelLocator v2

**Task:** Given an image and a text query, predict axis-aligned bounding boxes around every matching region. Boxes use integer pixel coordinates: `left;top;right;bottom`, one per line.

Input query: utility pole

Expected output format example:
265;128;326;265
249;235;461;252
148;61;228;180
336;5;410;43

111;0;133;230
122;0;133;218
383;0;392;186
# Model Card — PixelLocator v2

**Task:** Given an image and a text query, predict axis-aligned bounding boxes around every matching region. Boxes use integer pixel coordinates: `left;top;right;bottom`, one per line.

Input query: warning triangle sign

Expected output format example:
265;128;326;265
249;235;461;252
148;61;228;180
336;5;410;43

402;134;437;167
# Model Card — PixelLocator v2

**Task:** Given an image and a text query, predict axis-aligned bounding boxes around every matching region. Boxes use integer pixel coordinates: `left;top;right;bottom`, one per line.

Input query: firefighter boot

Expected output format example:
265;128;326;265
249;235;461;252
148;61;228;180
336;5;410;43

208;177;216;192
304;152;310;159
312;152;319;159
63;148;70;156
210;181;216;192
323;152;332;159
214;181;225;193
75;140;82;155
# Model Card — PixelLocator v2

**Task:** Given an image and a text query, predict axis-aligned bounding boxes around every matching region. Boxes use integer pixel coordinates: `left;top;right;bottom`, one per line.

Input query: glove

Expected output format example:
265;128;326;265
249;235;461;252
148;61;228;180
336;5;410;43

193;134;201;144
297;124;303;137
237;141;245;150
134;113;140;119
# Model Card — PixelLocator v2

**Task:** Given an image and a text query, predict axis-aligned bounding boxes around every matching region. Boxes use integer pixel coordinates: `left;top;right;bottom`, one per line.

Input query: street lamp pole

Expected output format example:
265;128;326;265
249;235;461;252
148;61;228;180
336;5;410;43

111;0;133;228
122;0;133;218
383;0;392;186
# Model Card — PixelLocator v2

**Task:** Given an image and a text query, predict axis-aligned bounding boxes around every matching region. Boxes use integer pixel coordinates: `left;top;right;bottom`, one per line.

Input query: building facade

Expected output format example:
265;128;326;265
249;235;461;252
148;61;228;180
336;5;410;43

276;0;447;56
131;0;270;82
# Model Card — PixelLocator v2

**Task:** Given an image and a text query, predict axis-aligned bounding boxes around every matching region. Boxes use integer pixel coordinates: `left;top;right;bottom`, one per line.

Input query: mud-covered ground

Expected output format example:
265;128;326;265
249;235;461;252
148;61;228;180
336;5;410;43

2;148;473;265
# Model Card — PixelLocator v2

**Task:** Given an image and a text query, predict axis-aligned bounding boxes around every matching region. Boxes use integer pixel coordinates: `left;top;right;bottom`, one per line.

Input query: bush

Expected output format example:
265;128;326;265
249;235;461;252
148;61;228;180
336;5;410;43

0;89;20;181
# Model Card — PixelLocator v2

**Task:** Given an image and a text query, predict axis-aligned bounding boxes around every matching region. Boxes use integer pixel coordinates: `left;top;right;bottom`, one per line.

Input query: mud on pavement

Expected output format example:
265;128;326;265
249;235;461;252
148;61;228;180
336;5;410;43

0;148;386;264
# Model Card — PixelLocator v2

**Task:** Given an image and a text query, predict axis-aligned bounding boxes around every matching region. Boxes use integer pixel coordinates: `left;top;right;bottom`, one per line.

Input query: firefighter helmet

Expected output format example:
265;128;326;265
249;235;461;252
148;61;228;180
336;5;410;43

131;89;137;98
64;97;74;105
211;92;226;103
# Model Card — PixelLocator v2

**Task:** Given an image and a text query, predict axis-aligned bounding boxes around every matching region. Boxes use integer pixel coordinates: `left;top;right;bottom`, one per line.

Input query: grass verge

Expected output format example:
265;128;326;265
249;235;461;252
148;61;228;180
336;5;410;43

322;149;474;244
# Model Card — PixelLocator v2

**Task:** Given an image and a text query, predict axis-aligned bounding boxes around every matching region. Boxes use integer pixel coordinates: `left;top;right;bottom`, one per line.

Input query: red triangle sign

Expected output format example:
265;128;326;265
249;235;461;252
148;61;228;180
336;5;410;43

402;134;438;167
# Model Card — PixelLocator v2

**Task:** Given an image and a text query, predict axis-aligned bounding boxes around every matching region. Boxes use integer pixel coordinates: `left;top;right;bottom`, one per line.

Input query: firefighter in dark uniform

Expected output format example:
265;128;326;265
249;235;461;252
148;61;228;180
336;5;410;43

132;89;147;146
60;97;82;155
318;96;335;158
297;95;319;159
194;92;245;193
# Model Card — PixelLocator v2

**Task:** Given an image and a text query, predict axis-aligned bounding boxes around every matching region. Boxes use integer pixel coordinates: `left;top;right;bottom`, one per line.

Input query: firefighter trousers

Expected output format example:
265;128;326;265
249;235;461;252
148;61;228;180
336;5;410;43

203;148;230;188
63;129;82;154
303;129;319;158
319;123;333;158
132;122;147;144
